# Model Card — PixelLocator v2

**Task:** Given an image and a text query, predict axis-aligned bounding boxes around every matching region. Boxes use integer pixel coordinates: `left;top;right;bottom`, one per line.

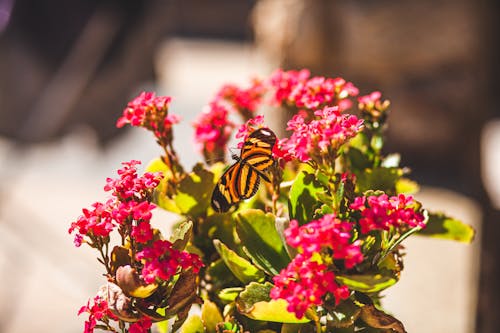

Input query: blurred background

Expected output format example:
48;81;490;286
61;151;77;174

0;0;498;332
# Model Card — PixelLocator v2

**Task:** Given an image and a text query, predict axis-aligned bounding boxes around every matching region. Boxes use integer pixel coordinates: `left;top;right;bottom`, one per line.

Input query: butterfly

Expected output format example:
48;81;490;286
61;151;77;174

211;127;277;213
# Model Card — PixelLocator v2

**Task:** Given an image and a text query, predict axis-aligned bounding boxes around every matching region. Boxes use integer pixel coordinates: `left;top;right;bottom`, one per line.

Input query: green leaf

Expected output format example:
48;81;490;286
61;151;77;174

207;259;241;292
417;212;475;243
235;282;309;323
180;315;204;333
395;178;419;195
336;273;397;293
218;287;244;303
170;220;193;251
176;163;215;217
328;299;361;329
355;167;403;194
345;147;371;172
288;167;326;225
201;300;224;333
235;209;290;276
147;159;215;217
213;239;265;284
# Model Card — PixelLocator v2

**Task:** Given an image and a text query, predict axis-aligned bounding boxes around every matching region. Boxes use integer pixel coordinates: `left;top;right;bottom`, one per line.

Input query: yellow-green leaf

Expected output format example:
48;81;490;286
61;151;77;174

213;240;265;284
235;282;309;323
336;273;397;293
417;212;475;243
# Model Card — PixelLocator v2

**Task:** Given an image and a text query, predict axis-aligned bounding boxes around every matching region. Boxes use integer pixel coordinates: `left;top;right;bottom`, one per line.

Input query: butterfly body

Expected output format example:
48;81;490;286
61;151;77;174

211;128;277;213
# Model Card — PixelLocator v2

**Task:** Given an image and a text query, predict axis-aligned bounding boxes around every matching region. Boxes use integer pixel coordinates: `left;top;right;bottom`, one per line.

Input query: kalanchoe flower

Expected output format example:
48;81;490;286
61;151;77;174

193;101;235;163
78;295;117;333
271;215;363;319
279;106;363;164
69;161;162;248
136;240;203;284
129;317;153;333
269;68;310;106
271;253;345;319
216;78;267;120
358;91;391;128
117;93;183;180
350;194;426;234
116;92;180;140
235;114;265;141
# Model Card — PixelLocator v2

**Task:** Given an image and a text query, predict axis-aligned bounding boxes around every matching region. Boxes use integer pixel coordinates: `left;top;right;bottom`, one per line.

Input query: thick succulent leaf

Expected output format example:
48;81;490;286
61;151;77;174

176;163;215;217
336;273;397;293
207;259;241;292
360;305;406;333
417;212;475;243
218;287;243;303
170;220;193;251
327;299;361;329
213;239;265;284
179;314;204;333
395;178;420;195
165;269;201;317
288;168;326;225
147;159;214;217
355;167;403;194
235;209;290;276
201;300;224;333
235;282;309;323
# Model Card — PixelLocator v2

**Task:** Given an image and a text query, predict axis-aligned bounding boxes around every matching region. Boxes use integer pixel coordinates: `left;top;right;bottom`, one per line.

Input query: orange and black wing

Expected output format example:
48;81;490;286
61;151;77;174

240;128;277;176
211;162;261;213
211;127;277;213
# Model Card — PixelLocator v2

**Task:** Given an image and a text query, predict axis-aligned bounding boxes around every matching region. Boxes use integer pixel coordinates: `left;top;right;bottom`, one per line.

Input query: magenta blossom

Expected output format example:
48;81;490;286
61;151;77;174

279;106;363;163
271;214;363;319
350;194;426;233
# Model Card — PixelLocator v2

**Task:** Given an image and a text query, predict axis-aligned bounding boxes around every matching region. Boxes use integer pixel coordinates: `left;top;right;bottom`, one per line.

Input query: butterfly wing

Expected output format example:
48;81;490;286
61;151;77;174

211;127;277;213
211;162;261;212
241;128;277;174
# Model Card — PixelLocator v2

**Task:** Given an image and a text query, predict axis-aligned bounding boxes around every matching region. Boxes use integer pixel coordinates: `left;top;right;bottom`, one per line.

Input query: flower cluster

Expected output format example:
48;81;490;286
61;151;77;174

269;69;358;111
350;194;426;234
193;101;235;163
216;78;266;118
116;92;180;140
70;160;203;333
68;160;161;247
271;215;363;318
78;295;117;333
278;106;363;164
136;240;203;284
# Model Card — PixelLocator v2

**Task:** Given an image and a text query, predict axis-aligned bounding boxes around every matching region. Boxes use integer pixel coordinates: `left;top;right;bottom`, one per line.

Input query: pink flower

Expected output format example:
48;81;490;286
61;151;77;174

350;194;426;233
270;253;348;319
78;295;116;333
131;221;154;243
235;114;265;141
129;317;152;333
193;101;235;156
216;78;267;116
117;91;180;142
136;240;203;284
279;106;363;163
69;161;162;247
269;69;310;105
271;214;363;318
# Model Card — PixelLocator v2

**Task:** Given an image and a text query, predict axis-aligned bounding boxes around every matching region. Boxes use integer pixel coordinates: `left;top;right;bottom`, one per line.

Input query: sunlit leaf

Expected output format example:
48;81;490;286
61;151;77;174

417;212;475;243
180;314;204;333
213;240;265;284
170;220;193;251
395;178;419;195
288;167;326;225
336;273;397;293
235;282;309;323
356;167;402;194
235;209;290;276
202;300;224;333
218;287;243;303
